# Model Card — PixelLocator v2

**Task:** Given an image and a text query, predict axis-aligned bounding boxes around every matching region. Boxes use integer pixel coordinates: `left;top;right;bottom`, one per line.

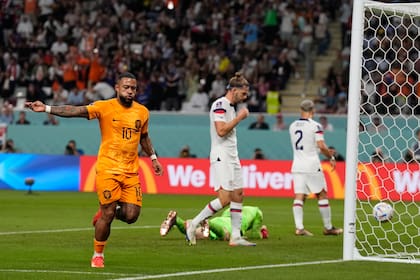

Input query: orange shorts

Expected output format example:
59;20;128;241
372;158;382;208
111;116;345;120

95;173;142;206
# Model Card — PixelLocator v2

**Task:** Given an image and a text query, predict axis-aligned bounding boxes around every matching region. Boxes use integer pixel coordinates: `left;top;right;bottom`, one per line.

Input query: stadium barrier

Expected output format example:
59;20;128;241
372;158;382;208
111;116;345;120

0;154;418;201
6;112;418;162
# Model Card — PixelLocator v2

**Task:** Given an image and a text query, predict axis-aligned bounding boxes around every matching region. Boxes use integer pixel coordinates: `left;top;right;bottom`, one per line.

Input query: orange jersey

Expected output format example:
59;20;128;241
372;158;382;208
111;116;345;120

87;98;149;175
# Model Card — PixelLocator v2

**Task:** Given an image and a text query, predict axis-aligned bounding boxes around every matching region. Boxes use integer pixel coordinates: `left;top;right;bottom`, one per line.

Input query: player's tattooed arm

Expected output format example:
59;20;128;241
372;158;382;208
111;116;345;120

50;105;89;118
25;100;89;118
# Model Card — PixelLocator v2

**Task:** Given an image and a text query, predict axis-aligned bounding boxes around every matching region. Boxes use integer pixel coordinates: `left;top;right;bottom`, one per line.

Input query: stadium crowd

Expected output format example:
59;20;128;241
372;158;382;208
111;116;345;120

0;0;347;117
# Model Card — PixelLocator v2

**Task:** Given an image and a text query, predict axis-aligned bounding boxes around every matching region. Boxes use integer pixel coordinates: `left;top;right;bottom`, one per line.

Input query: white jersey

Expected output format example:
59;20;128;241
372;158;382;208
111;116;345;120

209;96;239;163
289;118;324;173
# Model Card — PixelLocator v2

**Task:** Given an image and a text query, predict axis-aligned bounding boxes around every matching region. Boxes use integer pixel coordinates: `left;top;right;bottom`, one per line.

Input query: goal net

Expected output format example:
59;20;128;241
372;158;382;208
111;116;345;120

343;0;420;263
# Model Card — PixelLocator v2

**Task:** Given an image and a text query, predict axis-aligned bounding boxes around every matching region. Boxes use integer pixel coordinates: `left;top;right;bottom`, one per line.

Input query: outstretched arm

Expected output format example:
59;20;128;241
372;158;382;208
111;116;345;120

25;101;89;118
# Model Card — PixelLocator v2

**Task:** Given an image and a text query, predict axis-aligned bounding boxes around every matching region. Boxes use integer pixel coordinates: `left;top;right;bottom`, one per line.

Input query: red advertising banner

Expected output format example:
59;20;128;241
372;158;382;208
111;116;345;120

79;156;419;201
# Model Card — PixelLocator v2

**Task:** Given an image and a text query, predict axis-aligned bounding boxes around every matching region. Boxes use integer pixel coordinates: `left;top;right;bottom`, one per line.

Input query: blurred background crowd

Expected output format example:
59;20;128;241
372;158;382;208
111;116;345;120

0;0;418;121
0;0;357;119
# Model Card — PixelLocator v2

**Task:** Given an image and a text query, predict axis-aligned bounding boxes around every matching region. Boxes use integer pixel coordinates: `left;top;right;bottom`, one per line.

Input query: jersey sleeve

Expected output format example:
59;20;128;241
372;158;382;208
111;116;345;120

86;100;105;120
140;111;149;135
212;99;228;123
314;121;325;142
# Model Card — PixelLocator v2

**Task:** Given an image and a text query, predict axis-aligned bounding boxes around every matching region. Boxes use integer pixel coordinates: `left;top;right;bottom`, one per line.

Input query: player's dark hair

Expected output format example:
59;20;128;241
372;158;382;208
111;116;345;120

117;72;136;81
226;72;249;90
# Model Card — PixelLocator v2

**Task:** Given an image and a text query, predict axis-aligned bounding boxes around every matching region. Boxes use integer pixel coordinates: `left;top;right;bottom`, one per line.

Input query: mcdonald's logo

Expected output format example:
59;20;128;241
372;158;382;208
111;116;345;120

138;158;157;194
81;161;96;192
357;163;382;200
321;162;345;199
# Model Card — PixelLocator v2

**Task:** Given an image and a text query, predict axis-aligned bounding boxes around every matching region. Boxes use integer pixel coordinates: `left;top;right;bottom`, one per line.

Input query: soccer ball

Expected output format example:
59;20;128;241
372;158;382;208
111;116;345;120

373;202;394;222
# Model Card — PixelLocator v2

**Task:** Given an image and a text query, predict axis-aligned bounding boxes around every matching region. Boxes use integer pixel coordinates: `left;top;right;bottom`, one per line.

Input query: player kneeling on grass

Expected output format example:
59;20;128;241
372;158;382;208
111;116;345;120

160;206;269;241
25;72;164;268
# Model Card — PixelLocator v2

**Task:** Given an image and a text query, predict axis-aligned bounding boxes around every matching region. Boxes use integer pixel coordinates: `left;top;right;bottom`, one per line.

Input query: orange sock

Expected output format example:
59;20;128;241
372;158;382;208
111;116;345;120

94;239;107;254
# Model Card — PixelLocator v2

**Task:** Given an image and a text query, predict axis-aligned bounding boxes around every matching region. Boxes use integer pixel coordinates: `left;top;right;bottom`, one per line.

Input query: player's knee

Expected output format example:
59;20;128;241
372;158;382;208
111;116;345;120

122;206;140;224
125;215;138;224
102;211;116;223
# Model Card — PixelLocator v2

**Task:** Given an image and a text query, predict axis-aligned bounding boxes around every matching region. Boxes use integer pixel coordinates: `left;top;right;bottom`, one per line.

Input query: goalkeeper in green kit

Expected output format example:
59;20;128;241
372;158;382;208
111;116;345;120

160;206;269;240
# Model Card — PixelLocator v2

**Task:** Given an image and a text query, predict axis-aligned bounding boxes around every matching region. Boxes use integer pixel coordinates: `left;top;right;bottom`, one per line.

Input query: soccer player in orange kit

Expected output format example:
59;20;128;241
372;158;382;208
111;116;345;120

25;72;163;268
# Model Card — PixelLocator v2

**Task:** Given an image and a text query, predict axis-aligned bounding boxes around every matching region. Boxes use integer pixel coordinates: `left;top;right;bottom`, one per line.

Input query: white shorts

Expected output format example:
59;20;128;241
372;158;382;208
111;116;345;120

210;160;243;191
292;172;326;195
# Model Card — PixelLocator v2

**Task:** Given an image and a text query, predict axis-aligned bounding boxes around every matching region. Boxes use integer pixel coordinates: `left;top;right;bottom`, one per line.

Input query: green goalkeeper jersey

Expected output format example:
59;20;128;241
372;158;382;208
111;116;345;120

209;206;263;240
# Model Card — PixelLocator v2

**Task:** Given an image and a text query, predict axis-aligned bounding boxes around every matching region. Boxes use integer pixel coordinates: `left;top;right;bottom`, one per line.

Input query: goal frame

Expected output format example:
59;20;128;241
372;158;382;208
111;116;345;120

343;0;420;263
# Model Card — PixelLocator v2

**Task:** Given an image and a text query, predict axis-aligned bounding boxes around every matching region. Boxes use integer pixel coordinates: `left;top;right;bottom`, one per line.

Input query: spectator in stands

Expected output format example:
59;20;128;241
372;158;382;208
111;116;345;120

0;103;14;124
242;16;259;52
265;83;281;114
314;7;330;56
182;84;209;113
50;83;69;106
50;36;69;56
64;139;84;156
60;53;78;91
178;145;196;158
314;78;328;112
38;0;55;23
1;0;337;115
300;16;315;83
366;116;387;134
335;94;348;114
43;113;59;125
146;72;165;111
163;63;182;111
279;5;296;42
2;55;20;99
26;82;49;103
246;80;262;113
404;129;420;163
2;139;18;153
209;74;227;103
339;0;352;48
16;15;34;40
86;81;115;102
323;87;338;113
249;114;270;130
88;50;107;88
15;111;30;125
319;115;334;131
271;51;292;91
272;113;288;131
253;148;266;160
371;148;387;163
67;86;86;106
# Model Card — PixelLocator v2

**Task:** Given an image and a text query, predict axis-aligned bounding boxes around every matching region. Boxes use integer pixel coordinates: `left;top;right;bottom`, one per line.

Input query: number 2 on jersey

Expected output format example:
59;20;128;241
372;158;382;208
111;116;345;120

294;130;303;150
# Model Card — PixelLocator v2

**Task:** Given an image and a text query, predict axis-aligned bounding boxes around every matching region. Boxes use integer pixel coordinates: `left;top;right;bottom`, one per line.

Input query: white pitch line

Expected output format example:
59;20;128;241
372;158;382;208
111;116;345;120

110;259;345;280
0;225;159;236
0;268;136;277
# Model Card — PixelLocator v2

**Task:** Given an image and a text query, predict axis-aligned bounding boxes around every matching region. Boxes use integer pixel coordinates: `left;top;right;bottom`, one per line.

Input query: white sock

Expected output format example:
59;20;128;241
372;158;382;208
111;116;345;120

318;199;332;230
230;201;242;239
191;198;223;227
93;252;104;257
293;200;304;229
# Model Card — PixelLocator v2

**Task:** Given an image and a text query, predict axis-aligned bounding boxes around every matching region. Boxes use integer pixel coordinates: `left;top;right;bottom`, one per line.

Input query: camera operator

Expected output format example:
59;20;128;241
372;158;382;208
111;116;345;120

65;140;84;155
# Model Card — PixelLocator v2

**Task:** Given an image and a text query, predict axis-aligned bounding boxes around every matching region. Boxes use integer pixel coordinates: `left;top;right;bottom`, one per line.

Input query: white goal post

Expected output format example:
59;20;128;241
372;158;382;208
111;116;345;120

343;0;420;263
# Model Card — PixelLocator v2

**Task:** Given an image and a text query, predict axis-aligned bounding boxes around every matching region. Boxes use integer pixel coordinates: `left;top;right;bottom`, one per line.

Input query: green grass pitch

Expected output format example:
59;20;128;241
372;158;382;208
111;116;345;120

0;190;418;280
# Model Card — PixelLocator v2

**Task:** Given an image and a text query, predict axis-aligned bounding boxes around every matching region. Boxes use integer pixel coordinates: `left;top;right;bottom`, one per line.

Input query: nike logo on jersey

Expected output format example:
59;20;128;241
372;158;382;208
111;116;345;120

113;118;120;121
